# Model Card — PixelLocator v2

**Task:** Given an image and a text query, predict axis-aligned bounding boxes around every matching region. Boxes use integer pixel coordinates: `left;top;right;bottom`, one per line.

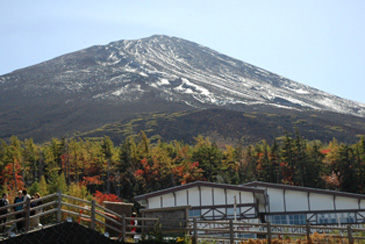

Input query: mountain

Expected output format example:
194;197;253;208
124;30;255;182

0;35;364;143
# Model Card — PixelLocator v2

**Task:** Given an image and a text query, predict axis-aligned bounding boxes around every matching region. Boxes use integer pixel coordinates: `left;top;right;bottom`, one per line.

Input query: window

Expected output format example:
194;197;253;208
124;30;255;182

318;213;337;224
338;212;355;224
267;214;306;225
189;209;201;217
227;207;241;218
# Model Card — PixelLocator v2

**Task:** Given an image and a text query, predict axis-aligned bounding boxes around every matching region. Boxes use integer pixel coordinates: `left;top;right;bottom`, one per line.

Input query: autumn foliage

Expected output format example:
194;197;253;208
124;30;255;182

93;190;122;204
1;133;365;203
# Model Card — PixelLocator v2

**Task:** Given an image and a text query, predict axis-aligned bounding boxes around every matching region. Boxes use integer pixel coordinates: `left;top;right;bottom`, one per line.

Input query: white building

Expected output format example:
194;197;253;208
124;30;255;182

135;181;365;225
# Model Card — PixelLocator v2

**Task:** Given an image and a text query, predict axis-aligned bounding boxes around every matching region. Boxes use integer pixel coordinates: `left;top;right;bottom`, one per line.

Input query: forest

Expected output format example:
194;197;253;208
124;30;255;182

1;131;365;204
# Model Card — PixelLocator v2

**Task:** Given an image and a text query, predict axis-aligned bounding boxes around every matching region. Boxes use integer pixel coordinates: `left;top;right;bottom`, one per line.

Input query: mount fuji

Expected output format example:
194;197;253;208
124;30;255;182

1;35;364;143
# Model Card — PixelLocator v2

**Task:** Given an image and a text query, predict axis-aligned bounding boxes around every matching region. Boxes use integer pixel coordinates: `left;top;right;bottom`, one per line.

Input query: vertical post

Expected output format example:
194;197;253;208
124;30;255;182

267;222;272;244
229;219;234;244
347;225;353;244
25;198;31;232
122;214;126;242
90;200;95;230
192;217;197;244
306;220;311;243
57;191;62;223
141;213;145;237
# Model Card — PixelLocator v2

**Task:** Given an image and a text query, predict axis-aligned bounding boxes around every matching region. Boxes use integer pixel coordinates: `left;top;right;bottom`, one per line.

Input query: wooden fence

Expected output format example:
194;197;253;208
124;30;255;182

1;192;365;243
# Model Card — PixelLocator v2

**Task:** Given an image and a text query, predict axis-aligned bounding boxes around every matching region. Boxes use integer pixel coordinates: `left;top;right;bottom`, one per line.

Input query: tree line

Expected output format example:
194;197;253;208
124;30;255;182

1;131;365;203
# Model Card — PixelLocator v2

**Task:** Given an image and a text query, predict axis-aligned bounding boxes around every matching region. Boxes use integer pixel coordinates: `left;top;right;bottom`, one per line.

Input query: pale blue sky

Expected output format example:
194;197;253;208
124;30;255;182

1;0;364;103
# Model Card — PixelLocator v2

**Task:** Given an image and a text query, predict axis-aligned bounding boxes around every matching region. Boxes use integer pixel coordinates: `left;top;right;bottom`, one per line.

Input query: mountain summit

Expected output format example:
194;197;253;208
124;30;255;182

0;35;364;142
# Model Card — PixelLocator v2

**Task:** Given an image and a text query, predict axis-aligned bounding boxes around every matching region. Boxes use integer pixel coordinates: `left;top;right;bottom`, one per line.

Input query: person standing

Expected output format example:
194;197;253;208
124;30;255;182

21;189;31;230
22;190;31;202
14;191;24;232
30;193;42;228
0;193;9;233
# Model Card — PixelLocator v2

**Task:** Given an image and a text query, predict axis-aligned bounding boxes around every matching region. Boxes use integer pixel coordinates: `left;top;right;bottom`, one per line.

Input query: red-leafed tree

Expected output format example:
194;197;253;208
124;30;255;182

0;159;24;192
172;161;205;185
93;190;122;204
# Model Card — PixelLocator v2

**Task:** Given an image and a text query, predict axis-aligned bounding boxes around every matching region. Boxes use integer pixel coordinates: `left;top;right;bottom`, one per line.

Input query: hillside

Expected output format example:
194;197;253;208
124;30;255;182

0;35;364;143
79;108;365;145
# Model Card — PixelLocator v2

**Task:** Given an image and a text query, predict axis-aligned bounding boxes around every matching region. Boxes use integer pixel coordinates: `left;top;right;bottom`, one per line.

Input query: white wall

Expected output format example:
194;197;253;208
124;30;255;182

188;187;200;206
226;190;240;205
240;191;254;204
267;188;284;212
149;196;161;209
175;190;187;206
162;193;174;207
213;188;226;205
285;190;309;211
336;196;358;210
360;200;365;209
200;187;213;206
309;193;334;211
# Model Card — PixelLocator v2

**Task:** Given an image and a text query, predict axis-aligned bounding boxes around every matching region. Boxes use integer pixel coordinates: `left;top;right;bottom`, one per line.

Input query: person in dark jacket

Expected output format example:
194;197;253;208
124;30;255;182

14;190;24;232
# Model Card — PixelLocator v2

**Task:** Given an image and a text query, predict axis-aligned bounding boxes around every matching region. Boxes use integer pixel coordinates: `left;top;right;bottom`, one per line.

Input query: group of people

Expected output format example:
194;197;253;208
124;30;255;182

0;190;42;233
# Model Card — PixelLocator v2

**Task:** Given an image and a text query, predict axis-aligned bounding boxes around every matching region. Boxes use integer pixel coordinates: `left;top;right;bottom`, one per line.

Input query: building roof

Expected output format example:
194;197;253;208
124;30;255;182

243;181;365;200
134;181;265;202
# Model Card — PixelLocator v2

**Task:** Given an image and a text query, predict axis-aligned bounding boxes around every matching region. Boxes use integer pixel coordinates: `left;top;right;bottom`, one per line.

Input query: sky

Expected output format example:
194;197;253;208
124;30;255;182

1;0;364;103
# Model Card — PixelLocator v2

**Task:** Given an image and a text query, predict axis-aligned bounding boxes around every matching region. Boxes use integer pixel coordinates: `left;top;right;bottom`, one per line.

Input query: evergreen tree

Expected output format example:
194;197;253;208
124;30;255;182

38;175;49;196
101;136;114;194
192;137;223;181
337;145;357;193
270;139;281;183
48;172;67;194
305;142;325;188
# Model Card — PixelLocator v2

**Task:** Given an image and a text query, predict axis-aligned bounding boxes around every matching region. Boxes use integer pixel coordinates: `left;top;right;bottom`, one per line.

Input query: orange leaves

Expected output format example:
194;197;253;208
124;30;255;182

320;148;331;155
135;169;144;177
172;161;205;185
0;159;24;191
93;190;122;204
82;175;103;186
323;171;340;190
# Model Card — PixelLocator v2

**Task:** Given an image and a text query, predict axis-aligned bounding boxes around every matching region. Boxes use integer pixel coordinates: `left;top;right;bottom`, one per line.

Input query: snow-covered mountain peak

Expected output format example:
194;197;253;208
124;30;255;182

1;35;365;117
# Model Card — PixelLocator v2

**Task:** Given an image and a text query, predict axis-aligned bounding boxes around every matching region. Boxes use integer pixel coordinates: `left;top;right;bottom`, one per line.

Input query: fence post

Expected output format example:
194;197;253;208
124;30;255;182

141;213;145;237
90;200;95;230
229;219;234;244
192;217;197;244
122;214;126;242
347;225;353;244
57;191;62;223
267;222;272;244
306;220;311;243
25;197;31;232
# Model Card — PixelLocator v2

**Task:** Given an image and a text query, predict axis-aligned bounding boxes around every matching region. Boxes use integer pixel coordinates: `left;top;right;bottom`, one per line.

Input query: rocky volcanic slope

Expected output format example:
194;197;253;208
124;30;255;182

0;35;364;142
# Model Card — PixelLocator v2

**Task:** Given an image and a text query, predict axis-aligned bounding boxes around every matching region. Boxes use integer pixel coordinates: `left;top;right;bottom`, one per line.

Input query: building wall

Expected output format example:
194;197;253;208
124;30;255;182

148;196;161;209
360;199;365;209
188;187;200;206
335;196;358;210
266;187;364;213
142;183;365;225
285;190;308;211
267;188;284;212
175;189;187;206
309;193;334;211
146;185;257;212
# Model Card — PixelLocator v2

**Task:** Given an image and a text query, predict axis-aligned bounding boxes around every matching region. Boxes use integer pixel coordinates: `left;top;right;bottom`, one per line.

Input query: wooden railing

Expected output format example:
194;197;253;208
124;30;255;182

1;192;365;243
183;218;365;244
